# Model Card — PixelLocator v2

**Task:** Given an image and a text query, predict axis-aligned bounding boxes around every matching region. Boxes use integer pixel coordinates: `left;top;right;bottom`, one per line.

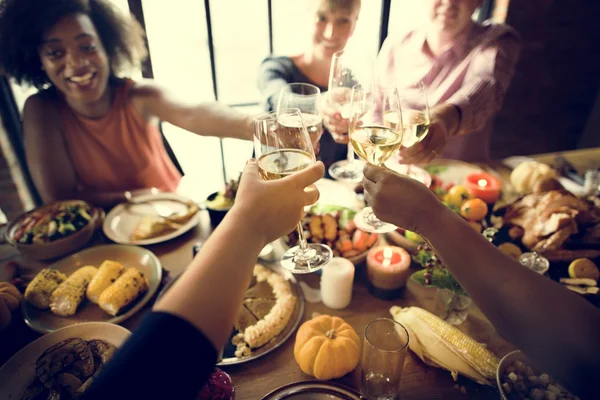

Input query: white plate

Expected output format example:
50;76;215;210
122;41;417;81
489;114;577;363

22;244;162;334
313;179;364;210
0;322;130;399
103;193;201;245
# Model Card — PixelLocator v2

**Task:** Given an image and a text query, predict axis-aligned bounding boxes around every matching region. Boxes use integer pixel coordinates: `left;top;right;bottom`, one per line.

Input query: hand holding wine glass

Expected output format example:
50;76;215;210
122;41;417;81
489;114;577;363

254;108;332;273
349;84;404;233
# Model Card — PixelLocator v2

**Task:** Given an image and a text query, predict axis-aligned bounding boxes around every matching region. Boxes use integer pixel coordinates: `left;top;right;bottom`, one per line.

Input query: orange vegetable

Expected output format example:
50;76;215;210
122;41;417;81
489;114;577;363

460;198;488;222
342;249;361;258
366;233;379;248
339;239;353;253
352;229;370;251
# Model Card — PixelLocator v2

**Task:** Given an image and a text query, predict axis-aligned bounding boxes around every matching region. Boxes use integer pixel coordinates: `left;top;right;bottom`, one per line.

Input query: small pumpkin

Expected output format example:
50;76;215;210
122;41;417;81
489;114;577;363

294;315;360;380
0;282;22;330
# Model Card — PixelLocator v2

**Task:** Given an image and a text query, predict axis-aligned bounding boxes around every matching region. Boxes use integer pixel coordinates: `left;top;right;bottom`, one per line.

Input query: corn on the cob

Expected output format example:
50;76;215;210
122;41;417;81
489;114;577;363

50;266;97;316
86;260;125;304
98;267;149;316
25;269;68;309
390;306;499;386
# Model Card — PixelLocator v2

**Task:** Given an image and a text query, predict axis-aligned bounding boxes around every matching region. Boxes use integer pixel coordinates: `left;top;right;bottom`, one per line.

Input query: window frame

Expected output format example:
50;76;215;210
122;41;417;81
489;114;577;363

0;0;495;206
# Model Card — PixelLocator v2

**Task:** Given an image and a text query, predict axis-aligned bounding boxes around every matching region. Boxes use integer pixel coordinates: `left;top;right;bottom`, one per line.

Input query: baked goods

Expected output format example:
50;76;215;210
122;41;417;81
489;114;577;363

130;201;199;241
510;161;558;194
0;282;22;330
232;265;296;358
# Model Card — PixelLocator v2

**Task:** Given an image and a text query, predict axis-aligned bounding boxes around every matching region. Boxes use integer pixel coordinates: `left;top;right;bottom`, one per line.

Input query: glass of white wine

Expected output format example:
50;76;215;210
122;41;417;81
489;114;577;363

253;108;333;273
327;50;373;182
349;85;404;234
277;83;323;152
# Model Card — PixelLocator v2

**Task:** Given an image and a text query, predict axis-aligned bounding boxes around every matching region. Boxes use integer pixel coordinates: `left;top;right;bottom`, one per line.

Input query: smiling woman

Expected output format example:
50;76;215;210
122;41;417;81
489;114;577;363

0;0;254;208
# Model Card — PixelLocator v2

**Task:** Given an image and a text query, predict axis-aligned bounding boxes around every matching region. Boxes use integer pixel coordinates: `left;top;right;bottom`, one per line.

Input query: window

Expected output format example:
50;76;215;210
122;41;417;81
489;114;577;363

4;0;495;204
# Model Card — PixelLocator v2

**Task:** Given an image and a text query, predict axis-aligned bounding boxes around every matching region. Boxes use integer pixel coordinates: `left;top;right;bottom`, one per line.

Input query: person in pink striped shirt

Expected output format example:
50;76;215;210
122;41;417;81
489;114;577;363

383;0;521;163
324;0;521;163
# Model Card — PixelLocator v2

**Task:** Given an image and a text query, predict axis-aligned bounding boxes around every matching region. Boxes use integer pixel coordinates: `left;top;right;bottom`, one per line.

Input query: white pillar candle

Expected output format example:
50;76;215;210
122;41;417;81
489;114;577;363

320;257;355;310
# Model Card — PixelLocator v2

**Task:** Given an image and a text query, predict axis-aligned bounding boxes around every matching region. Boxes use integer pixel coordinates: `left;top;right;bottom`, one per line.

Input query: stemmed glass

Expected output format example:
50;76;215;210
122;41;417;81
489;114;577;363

396;82;431;175
327;50;373;182
253;108;332;273
277;83;323;153
349;85;404;233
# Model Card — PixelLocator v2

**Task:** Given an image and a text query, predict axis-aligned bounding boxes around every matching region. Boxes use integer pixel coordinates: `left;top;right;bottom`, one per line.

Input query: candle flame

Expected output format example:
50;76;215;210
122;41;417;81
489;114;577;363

382;247;393;267
477;179;488;188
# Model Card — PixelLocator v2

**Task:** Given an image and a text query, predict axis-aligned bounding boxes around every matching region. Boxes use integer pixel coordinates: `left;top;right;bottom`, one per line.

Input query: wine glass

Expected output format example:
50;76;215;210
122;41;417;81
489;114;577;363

327;50;373;182
276;83;322;153
253;108;333;273
349;85;404;233
396;82;431;174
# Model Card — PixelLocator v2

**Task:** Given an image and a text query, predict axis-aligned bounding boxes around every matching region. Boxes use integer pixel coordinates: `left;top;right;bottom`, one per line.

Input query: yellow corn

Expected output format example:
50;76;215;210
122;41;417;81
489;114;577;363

25;268;68;309
50;266;97;316
390;306;499;386
98;267;149;316
86;260;125;304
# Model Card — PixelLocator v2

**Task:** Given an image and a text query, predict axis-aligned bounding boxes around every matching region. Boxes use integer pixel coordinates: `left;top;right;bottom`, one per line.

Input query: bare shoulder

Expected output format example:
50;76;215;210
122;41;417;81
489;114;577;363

23;89;61;136
129;79;170;117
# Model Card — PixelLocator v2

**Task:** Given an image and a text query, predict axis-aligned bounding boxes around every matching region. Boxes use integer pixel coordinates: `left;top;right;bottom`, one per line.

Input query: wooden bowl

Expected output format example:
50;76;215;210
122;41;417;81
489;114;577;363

5;200;103;261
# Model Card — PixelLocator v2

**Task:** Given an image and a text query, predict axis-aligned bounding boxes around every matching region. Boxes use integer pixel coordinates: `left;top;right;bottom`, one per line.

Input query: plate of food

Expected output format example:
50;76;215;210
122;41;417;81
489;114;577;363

0;321;130;400
262;381;366;400
103;192;201;245
220;264;304;366
22;244;162;334
497;350;578;400
4;200;103;260
282;204;380;265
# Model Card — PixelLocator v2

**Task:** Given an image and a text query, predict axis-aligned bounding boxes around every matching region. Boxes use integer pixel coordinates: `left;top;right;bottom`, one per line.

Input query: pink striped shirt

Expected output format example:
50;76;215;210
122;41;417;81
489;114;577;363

378;21;521;162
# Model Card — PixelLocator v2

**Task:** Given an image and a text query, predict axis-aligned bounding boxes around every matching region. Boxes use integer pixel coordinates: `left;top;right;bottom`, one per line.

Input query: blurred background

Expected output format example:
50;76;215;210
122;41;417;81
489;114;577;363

1;0;599;219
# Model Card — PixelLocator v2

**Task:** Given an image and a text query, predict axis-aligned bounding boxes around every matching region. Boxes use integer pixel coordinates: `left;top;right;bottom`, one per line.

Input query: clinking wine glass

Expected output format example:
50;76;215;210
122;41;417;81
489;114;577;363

327;50;374;182
349;85;404;234
276;83;323;154
253;108;333;273
394;82;431;175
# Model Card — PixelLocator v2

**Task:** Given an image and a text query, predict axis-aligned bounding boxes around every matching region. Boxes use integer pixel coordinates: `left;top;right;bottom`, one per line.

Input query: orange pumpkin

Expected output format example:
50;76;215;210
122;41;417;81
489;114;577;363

294;315;360;380
0;282;22;331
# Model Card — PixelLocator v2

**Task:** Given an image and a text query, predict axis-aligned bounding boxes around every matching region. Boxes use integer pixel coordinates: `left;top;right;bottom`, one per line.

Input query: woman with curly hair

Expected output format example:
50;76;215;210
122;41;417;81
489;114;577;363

0;0;253;206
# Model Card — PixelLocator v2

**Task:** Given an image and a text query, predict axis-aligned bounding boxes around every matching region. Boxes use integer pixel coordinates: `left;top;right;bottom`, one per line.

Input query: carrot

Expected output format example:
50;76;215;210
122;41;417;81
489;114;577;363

366;233;379;248
352;229;370;251
339;239;353;253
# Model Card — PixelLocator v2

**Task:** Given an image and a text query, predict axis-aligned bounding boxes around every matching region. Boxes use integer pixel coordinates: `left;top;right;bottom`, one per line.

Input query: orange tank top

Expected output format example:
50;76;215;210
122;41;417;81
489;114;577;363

59;79;182;193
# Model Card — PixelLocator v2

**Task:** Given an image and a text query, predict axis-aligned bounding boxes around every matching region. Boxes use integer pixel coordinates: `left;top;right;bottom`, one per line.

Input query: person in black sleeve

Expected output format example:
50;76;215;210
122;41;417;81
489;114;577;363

81;160;325;400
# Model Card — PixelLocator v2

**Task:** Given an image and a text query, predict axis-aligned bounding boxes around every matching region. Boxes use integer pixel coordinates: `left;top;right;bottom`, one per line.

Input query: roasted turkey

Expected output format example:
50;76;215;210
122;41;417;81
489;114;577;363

499;191;600;259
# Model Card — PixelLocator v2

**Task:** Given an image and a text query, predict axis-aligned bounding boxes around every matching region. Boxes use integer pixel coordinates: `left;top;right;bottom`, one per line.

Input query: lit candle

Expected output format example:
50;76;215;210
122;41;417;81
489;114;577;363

464;172;502;204
366;246;411;299
320;257;355;310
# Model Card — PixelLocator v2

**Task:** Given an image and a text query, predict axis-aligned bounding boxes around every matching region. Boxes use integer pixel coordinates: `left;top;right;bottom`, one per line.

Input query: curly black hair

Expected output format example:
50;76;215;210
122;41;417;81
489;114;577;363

0;0;148;88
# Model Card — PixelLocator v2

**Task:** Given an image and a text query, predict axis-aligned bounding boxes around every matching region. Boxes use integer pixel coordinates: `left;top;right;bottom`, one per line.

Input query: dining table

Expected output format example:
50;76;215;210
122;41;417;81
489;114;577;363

1;147;598;400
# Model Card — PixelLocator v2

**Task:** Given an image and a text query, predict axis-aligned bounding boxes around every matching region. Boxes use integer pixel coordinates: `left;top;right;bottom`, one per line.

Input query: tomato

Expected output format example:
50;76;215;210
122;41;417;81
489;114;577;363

460;198;489;222
443;185;471;207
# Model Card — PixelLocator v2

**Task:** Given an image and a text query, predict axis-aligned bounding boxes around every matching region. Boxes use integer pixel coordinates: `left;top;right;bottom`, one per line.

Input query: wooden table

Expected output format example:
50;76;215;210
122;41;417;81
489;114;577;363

2;148;599;399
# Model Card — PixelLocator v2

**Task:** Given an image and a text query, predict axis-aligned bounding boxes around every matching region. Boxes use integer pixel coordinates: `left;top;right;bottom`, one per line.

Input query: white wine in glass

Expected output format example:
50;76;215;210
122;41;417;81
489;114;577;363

327;50;374;182
349;85;404;234
277;83;323;152
254;109;333;273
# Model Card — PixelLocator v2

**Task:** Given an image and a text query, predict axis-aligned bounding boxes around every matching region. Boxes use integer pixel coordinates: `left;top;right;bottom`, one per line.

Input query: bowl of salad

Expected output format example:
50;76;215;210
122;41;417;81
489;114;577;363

5;200;103;260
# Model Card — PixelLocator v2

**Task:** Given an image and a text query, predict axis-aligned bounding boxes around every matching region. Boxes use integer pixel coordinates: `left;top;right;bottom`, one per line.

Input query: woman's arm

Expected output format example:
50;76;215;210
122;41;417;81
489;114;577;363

82;160;324;400
131;80;253;141
257;57;293;112
363;164;600;398
154;159;323;350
